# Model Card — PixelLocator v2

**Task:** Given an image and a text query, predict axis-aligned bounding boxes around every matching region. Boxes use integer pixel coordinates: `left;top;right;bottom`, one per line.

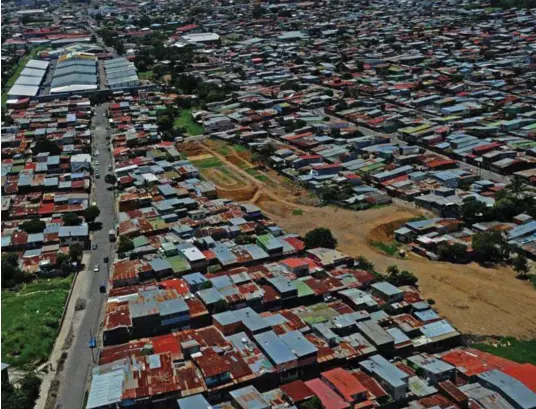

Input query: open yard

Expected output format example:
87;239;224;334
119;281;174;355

173;108;205;136
1;276;73;369
472;337;536;365
187;140;536;338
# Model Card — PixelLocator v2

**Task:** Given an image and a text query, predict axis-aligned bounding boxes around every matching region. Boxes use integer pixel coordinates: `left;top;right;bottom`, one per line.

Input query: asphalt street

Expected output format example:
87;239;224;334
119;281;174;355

54;103;116;409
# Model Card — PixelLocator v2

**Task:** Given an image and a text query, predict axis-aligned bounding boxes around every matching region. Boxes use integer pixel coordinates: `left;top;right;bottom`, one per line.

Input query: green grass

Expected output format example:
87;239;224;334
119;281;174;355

292;209;304;216
190;157;222;169
232;144;247;153
472;337;536;365
173;109;205;136
216;145;230;155
138;70;154;80
370;240;402;256
255;175;270;183
2;276;74;369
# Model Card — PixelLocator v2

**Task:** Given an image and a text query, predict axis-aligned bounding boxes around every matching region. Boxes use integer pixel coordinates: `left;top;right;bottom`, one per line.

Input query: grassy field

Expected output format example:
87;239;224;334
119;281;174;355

173;109;205;136
472;337;536;365
369;240;402;256
190;156;222;169
1;276;73;369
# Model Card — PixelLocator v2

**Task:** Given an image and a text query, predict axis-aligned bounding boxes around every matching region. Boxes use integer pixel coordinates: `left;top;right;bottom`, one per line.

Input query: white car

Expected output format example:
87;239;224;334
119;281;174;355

93;265;100;272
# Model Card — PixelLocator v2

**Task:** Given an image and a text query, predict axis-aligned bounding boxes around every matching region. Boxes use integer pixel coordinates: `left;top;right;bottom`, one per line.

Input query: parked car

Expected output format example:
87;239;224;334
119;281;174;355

93;265;99;272
92;243;98;250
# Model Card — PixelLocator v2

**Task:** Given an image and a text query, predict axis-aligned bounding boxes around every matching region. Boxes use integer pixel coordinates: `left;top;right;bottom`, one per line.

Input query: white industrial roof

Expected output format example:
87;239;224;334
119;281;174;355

25;59;49;70
50;84;98;93
8;84;39;97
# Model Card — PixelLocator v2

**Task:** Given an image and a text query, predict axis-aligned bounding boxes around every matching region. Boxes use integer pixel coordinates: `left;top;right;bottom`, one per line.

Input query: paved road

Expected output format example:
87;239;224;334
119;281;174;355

54;103;115;409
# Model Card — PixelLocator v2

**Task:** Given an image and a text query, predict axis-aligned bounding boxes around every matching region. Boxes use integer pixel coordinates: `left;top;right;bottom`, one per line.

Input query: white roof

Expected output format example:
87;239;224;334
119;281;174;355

182;32;220;43
26;59;49;70
50;84;98;93
8;84;39;97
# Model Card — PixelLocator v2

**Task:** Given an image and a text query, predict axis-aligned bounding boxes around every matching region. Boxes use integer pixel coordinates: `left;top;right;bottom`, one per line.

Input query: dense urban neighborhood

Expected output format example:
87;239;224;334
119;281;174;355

1;1;536;409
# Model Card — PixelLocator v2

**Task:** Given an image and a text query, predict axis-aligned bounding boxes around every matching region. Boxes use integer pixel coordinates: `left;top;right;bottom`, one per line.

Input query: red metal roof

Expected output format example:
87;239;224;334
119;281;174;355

322;368;367;402
305;379;350;409
280;380;316;403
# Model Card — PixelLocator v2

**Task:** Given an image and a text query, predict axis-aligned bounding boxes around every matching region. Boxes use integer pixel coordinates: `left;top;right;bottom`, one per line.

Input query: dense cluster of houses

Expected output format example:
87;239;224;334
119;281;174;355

83;91;536;409
1;97;94;274
395;215;536;260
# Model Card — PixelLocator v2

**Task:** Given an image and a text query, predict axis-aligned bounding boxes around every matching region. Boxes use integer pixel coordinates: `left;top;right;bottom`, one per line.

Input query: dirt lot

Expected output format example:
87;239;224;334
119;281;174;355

185;141;536;338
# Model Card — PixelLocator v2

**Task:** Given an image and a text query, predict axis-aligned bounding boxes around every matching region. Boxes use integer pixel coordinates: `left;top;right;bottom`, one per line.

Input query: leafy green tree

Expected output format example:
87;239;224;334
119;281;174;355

304;227;338;249
20;219;46;234
62;212;82;226
461;197;492;225
356;256;375;272
213;299;229;313
33;139;62;155
1;253;29;288
83;205;101;224
118;236;134;253
2;372;41;409
437;242;468;263
69;243;83;263
385;264;418;287
199;280;213;290
472;231;506;263
512;254;530;278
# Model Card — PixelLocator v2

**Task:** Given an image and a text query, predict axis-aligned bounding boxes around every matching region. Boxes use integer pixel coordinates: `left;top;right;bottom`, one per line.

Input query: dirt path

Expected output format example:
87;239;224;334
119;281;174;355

194;141;536;338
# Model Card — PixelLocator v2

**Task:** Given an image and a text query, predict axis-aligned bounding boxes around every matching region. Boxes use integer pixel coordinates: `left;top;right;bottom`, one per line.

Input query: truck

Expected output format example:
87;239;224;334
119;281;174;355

109;229;116;242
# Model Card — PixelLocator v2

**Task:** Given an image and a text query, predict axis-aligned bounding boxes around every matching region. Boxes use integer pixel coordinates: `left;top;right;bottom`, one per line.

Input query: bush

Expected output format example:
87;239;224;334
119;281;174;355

74;298;87;311
118;236;134;253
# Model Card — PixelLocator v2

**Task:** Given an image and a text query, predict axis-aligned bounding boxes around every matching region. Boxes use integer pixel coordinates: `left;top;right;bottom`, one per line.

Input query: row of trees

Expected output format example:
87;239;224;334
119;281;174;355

461;177;535;225
18;206;101;235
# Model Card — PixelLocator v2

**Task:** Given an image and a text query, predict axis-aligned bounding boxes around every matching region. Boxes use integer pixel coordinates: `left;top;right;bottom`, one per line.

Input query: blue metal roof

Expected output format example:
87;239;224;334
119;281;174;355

254;331;297;365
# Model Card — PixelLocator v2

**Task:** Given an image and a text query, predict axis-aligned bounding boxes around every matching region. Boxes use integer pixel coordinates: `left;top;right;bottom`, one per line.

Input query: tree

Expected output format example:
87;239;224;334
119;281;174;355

199;280;213;290
114;39;125;55
512;254;530;278
69;243;83;263
213;299;229;313
2;372;42;409
33;139;62;155
1;253;28;288
472;231;506;263
118;236;134;253
508;175;525;199
436;242;467;263
157;114;174;132
461;197;492;225
304;227;338;249
20;219;46;234
356;256;375;272
62;212;82;226
105;174;117;184
385;264;418;287
83;205;100;223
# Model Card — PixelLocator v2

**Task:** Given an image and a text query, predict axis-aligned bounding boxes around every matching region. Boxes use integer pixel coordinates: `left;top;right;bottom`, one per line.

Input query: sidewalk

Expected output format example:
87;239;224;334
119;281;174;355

35;253;91;409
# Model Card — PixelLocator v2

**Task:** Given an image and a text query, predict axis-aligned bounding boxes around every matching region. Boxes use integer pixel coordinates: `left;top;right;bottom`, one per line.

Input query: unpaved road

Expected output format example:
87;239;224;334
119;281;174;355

194;141;536;338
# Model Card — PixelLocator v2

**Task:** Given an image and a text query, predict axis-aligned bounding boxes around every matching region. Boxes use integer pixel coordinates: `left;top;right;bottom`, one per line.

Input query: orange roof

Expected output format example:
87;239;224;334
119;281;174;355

503;364;536;393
